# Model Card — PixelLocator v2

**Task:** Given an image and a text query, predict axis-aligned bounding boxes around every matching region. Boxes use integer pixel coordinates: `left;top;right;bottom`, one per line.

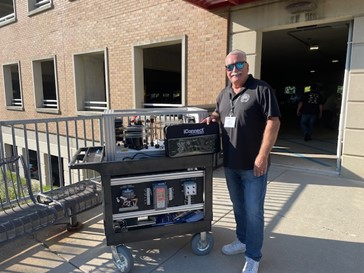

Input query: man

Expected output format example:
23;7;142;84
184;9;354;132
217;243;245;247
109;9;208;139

204;49;280;273
296;84;323;141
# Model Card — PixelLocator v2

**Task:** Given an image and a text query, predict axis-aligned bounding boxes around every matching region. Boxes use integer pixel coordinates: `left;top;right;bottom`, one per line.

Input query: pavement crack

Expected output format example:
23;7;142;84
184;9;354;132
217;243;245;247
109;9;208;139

33;236;87;272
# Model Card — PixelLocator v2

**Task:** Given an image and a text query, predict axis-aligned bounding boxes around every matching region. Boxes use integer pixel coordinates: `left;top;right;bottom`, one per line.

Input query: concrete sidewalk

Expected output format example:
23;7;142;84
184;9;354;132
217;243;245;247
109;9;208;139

0;165;363;273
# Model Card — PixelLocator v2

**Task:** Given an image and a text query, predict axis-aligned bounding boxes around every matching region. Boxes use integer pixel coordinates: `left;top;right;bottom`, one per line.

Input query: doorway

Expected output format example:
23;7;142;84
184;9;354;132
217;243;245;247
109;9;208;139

261;21;350;173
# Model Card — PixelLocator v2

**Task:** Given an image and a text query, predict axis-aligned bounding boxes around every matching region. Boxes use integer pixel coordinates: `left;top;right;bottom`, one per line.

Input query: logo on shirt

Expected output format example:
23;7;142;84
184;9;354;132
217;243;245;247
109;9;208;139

241;93;250;103
308;93;320;104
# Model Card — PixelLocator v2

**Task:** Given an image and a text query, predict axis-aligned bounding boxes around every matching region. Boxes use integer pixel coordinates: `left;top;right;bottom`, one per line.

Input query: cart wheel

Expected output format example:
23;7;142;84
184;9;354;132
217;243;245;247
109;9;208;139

111;245;134;273
191;232;214;256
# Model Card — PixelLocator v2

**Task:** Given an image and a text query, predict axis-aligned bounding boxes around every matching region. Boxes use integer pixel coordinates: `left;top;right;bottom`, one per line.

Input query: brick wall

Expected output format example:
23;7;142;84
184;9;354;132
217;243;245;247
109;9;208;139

0;0;228;121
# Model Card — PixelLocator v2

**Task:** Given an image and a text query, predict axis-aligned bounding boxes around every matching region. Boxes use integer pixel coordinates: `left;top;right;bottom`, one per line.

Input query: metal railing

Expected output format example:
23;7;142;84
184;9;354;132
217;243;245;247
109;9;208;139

84;100;108;111
0;13;15;24
11;99;23;107
0;115;104;194
35;0;51;8
43;99;58;108
0;107;208;196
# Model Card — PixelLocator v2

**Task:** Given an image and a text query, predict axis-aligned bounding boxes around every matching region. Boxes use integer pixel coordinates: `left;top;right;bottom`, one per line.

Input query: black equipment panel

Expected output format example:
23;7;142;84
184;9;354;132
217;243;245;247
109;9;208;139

110;172;204;214
69;153;214;246
164;123;220;157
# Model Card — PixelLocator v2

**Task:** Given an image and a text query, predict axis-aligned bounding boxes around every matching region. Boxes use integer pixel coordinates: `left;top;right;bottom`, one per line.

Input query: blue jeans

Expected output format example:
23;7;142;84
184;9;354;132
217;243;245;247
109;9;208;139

300;114;317;137
224;167;268;262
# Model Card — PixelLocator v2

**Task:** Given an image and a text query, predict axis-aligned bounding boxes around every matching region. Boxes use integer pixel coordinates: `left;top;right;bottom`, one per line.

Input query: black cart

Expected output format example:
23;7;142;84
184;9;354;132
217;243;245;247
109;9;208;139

69;147;215;273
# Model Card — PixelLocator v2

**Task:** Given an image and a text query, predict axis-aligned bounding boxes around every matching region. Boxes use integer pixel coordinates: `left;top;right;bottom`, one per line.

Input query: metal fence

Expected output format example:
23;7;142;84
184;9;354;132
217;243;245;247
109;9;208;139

0;115;104;194
0;107;208;197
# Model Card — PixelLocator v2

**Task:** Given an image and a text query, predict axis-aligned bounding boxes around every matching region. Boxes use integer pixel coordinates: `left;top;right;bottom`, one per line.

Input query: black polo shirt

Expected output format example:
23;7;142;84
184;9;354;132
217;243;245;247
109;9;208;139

299;90;323;115
215;75;281;170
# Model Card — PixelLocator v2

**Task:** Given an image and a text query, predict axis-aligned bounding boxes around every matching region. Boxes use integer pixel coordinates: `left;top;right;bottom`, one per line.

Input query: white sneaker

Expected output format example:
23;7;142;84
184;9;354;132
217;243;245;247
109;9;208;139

242;257;260;273
221;239;246;255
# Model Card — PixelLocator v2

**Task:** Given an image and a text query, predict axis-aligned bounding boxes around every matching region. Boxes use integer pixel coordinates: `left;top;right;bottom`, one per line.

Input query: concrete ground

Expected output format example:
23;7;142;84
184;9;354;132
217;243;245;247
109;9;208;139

0;161;363;273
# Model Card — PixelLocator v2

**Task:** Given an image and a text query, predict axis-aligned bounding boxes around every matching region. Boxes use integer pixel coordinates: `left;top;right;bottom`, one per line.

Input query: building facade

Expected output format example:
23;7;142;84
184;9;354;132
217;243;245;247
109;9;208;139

0;0;228;118
197;0;364;180
1;0;364;179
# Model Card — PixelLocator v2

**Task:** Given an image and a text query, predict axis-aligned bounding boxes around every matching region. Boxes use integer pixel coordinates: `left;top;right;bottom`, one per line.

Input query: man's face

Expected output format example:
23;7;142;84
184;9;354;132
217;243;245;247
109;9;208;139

225;54;249;86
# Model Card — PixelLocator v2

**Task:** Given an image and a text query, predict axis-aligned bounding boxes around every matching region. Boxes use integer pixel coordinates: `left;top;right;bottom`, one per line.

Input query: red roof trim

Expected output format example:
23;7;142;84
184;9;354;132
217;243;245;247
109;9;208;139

184;0;260;10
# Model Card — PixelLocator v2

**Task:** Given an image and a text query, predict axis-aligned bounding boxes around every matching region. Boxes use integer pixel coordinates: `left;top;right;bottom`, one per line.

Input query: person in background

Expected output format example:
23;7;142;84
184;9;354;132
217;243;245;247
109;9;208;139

204;49;281;273
322;92;341;130
296;84;324;141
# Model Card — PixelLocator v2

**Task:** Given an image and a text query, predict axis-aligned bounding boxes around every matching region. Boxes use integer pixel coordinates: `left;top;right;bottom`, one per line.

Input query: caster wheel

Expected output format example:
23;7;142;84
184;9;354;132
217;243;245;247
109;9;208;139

111;245;134;273
191;232;214;256
66;222;83;232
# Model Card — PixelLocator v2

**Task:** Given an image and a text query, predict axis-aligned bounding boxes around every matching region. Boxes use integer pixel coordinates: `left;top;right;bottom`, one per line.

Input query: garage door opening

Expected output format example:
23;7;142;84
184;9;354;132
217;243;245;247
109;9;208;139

261;21;350;173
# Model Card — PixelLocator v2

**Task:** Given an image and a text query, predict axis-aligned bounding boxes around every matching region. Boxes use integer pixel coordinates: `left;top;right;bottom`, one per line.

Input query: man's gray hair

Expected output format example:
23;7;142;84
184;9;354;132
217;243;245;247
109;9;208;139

227;49;247;60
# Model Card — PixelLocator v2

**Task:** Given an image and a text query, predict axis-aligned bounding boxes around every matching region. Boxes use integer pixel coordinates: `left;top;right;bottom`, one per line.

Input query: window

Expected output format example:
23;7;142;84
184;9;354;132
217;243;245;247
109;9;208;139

32;57;59;113
0;0;16;27
133;36;186;108
73;49;109;113
3;62;23;110
28;0;53;15
28;150;39;180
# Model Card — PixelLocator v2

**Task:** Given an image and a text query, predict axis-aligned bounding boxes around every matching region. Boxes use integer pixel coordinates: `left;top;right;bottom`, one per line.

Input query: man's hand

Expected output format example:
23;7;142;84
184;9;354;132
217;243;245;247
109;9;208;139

202;112;219;124
254;117;280;176
254;155;268;177
202;116;218;124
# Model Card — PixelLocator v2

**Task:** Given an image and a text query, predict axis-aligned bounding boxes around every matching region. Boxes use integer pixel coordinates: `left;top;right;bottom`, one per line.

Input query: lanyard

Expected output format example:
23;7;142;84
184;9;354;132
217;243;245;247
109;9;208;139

229;87;248;116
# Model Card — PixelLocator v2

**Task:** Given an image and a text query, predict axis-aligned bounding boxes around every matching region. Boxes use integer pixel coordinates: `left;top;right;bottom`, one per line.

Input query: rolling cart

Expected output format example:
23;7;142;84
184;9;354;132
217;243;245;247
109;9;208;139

69;147;215;273
68;108;219;272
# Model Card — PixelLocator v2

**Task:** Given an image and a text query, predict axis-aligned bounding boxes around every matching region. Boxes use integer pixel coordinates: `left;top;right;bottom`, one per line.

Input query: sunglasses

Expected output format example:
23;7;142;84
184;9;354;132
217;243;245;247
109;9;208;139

225;61;246;71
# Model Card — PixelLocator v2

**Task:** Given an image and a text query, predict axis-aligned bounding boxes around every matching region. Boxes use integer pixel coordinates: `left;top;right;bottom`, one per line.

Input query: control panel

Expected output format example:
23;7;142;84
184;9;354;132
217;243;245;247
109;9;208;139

110;170;205;232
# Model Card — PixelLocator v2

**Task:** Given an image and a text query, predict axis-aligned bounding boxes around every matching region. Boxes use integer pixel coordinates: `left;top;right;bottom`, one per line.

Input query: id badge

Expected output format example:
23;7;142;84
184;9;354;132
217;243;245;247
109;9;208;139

224;116;236;128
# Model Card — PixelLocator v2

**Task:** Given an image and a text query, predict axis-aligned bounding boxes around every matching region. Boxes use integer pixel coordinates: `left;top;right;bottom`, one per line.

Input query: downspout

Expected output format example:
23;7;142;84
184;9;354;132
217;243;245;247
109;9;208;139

226;7;231;54
225;7;232;87
336;21;353;173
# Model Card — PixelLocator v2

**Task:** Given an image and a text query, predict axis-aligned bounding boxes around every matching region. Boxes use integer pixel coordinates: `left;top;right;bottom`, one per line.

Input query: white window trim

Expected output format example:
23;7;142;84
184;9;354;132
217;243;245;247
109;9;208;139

73;48;110;115
0;13;16;27
32;56;60;114
2;61;24;111
0;0;16;28
28;0;53;16
133;35;186;109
